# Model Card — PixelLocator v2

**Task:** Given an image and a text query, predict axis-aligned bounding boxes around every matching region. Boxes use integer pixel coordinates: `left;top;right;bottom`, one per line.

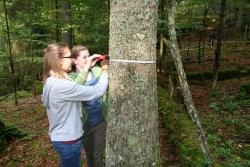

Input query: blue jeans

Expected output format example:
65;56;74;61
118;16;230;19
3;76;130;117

52;138;82;167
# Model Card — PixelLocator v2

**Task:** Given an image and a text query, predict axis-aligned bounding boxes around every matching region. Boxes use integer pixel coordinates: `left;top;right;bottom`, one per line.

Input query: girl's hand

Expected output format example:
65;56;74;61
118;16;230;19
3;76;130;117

100;59;109;70
83;54;101;71
90;54;101;67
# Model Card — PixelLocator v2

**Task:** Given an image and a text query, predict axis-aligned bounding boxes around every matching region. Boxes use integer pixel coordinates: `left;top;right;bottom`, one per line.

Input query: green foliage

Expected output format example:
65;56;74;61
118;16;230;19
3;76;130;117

239;82;250;95
187;68;250;81
209;99;239;114
159;82;250;166
0;119;27;153
204;83;250;166
208;83;250;113
234;82;250;107
71;0;109;53
242;146;250;159
227;159;244;167
207;134;221;144
16;90;32;99
19;76;34;91
158;87;213;167
0;55;43;96
217;147;232;159
209;102;221;111
226;101;239;113
176;22;202;33
209;89;224;98
0;0;110;99
34;80;43;95
0;90;32;102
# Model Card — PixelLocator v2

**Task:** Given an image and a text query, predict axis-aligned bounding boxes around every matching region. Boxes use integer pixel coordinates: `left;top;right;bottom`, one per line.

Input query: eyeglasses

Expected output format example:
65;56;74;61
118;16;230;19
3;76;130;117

61;56;73;59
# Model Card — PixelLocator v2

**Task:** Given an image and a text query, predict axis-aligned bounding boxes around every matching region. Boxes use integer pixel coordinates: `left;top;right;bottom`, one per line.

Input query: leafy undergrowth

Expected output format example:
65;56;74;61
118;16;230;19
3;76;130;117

158;87;215;167
189;78;250;166
0;95;60;167
0;79;249;166
163;41;250;166
0;119;27;155
158;71;250;167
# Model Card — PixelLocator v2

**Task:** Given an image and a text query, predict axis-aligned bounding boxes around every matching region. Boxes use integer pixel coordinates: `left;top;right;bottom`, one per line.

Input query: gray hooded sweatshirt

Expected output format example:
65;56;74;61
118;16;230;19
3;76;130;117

42;73;108;141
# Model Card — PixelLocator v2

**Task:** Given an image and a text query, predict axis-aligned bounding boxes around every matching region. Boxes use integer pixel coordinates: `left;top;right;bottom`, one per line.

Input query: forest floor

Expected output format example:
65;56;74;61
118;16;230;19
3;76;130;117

158;42;250;166
0;96;88;167
0;93;181;167
0;42;249;167
0;97;62;167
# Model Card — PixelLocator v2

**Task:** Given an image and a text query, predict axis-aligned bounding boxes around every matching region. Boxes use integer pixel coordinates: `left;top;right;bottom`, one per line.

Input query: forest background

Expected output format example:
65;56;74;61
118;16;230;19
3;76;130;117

0;0;249;166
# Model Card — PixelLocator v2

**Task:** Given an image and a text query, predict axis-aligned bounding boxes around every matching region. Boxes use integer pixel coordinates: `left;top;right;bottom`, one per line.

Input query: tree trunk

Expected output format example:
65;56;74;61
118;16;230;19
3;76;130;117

3;0;18;105
60;0;72;48
212;0;227;89
243;25;248;45
248;25;250;40
197;0;210;64
55;0;59;42
166;0;214;165
202;33;206;73
29;23;36;98
106;1;159;166
197;30;204;65
159;33;164;73
236;0;244;30
186;37;191;62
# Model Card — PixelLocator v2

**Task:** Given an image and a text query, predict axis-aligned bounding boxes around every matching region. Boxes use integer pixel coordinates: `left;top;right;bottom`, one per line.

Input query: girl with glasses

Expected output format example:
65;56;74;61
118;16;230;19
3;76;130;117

42;43;108;167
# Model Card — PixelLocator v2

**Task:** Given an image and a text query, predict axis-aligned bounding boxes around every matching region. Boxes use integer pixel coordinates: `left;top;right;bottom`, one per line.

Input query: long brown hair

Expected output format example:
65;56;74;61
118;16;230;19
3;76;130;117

71;45;88;71
42;43;69;81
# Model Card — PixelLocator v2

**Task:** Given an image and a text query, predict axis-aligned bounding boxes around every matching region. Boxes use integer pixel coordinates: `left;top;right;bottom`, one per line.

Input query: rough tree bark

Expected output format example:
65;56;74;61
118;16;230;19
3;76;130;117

166;0;214;165
106;0;159;166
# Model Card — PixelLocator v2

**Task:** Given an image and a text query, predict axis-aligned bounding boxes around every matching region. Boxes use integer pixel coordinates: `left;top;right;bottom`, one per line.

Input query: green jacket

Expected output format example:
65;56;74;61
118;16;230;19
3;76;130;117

69;66;107;124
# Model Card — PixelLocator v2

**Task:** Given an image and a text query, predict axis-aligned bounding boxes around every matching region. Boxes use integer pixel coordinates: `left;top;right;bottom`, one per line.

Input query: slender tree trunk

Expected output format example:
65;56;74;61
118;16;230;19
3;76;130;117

159;33;164;73
1;23;11;94
60;0;72;48
248;25;250;40
159;0;167;73
169;75;174;98
186;37;191;62
3;0;18;105
106;1;159;166
236;0;244;30
212;0;227;89
161;49;165;73
197;0;210;64
202;33;206;73
243;25;248;45
197;33;203;64
166;0;214;165
55;0;59;42
29;23;36;98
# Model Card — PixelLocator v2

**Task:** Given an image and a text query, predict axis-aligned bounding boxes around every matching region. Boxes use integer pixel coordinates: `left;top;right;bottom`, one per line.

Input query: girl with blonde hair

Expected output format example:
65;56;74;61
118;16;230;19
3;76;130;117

42;43;108;167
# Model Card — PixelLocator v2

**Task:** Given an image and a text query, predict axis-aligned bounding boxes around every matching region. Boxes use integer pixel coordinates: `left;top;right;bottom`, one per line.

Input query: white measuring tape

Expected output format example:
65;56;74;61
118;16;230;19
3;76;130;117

109;59;156;64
